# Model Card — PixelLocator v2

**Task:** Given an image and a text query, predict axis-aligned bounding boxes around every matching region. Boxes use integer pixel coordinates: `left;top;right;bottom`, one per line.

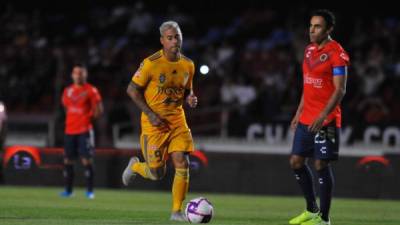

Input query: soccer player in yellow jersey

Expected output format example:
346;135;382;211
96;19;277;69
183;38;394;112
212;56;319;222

122;21;198;222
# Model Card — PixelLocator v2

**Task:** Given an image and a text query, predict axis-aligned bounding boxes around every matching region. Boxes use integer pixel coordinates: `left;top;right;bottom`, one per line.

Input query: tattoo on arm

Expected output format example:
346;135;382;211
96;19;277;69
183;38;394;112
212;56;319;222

126;82;154;116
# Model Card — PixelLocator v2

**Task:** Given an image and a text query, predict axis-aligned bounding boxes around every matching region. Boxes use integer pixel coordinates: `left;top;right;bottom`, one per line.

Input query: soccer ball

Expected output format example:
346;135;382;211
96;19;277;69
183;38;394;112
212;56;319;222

185;197;214;223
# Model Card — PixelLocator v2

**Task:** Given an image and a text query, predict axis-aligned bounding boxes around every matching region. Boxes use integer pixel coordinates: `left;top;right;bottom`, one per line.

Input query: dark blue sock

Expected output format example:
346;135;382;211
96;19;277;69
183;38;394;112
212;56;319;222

64;164;74;193
293;165;319;212
317;166;334;222
85;164;94;192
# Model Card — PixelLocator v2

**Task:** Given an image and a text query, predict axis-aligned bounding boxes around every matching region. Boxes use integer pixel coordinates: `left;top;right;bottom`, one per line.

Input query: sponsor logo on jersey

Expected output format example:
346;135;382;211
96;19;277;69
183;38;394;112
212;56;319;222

69;90;88;102
304;75;323;88
163;97;183;105
157;86;185;96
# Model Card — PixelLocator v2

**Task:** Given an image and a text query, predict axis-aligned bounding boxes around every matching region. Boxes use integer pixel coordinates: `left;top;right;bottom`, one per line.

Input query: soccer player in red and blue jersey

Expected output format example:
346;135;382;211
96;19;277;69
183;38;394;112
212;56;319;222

289;10;349;225
60;64;103;199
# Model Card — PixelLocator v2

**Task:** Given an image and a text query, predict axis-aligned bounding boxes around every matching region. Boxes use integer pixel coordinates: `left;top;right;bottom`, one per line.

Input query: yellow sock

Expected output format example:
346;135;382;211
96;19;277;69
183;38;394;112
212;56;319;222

172;168;189;212
132;162;150;179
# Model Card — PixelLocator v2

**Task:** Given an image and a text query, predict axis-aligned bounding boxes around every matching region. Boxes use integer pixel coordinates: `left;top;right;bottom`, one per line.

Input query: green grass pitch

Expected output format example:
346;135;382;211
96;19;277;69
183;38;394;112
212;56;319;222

0;186;399;225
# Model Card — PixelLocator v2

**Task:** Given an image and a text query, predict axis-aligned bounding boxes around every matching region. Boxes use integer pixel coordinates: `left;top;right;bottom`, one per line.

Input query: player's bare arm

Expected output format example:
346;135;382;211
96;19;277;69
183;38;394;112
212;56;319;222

127;81;166;127
291;94;304;131
308;74;347;133
92;102;104;120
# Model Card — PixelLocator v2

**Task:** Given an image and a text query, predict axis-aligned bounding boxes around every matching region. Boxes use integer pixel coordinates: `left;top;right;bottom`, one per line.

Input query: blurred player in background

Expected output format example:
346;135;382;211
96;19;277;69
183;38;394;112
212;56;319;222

60;64;103;199
289;10;349;225
122;21;198;222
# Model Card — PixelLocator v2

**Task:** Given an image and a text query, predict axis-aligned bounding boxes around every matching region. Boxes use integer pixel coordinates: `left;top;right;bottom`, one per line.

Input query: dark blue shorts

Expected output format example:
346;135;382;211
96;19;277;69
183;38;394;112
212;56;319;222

291;122;339;161
64;130;95;160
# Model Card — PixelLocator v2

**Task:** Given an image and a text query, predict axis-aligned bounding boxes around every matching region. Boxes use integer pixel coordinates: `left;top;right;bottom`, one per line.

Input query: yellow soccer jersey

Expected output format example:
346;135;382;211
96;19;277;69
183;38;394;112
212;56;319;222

131;50;195;134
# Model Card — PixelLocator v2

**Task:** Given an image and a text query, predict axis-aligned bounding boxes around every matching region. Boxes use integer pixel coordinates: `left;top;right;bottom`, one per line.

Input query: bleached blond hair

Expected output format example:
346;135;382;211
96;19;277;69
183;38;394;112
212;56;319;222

159;20;182;37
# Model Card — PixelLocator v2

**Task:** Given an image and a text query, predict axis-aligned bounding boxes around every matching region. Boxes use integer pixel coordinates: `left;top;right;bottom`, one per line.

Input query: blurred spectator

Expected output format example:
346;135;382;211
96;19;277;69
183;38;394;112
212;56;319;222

357;97;389;124
359;66;385;97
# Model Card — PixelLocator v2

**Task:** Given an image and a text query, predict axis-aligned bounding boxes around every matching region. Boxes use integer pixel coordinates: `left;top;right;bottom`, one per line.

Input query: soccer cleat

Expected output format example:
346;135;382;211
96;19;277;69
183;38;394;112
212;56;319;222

289;210;319;224
300;215;330;225
122;157;139;186
170;211;188;222
59;190;74;198
86;191;95;199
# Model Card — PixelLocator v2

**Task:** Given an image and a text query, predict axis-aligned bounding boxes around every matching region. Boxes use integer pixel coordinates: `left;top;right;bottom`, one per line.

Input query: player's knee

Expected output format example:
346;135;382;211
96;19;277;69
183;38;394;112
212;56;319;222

290;155;305;169
314;160;329;171
174;158;189;169
149;167;166;181
171;153;189;169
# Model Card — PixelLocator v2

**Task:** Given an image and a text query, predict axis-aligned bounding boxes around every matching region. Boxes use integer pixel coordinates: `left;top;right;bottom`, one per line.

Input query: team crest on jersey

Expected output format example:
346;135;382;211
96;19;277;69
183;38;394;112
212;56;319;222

319;53;328;62
159;74;166;83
